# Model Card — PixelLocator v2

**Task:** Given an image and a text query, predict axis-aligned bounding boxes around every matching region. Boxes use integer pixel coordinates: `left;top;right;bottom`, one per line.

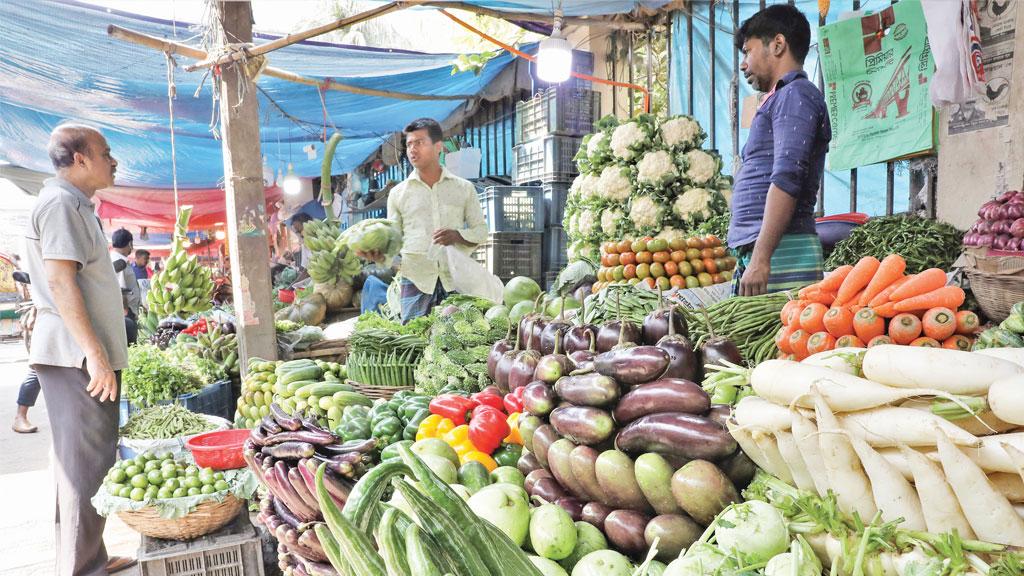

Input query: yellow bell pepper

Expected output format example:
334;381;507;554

416;414;454;441
504;412;523;445
461;450;498;472
443;424;478;458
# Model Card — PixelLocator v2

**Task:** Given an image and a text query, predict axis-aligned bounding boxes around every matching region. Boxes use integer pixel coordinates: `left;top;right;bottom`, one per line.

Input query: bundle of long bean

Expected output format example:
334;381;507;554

682;291;793;366
345;348;420;387
582;284;660;325
120;403;216;439
825;215;964;274
347;329;426;359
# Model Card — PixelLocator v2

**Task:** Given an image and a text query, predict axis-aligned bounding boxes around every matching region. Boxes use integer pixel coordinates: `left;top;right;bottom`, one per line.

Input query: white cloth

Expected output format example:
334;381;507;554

922;0;986;107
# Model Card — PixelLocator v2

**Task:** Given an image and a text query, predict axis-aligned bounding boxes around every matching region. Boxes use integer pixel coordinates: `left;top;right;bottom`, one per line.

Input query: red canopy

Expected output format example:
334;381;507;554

95;185;284;231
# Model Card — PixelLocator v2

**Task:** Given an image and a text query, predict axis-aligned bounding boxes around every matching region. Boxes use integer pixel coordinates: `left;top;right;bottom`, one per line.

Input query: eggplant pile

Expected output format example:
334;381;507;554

509;303;756;562
244;403;376;574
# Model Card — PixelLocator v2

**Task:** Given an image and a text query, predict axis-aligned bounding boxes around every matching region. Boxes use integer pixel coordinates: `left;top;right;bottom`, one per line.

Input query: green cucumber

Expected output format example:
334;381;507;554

458;461;492;495
296;381;356;399
286;379;318;395
404;523;443;576
331;391;373;409
315;464;386;575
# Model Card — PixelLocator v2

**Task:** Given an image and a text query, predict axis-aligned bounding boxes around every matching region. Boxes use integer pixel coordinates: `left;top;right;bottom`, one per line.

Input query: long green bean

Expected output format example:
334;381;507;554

825;215;963;274
120;404;215;440
683;291;793;366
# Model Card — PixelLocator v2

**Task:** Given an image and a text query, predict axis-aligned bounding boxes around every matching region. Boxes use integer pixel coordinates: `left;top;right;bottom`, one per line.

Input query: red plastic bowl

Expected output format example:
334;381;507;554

279;289;295;303
186;429;251;470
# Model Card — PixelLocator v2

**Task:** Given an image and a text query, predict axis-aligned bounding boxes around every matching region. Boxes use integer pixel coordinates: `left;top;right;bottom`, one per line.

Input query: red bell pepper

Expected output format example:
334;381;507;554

468;405;510;454
471;391;505;413
503;392;523;414
428;394;479;426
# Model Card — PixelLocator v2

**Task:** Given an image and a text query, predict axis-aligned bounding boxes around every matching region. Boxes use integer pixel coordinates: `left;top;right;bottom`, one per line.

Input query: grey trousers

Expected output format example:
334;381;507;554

35;364;120;576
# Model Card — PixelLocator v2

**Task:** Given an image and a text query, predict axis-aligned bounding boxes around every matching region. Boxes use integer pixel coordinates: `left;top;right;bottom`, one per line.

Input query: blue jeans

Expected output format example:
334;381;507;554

399;279;449;324
360;275;389;315
17;368;39;407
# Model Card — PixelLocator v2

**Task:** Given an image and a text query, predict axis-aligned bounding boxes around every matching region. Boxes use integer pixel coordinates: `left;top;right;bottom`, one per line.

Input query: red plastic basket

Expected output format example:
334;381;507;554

186;429;251;470
278;289;295;303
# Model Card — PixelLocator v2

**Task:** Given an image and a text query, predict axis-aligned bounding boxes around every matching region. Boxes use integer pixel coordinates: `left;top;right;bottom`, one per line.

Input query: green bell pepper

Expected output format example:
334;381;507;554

371;415;403;447
343;404;371;420
492;443;523;468
400;397;431;421
337;416;371;442
369;400;398;424
380;439;413;461
403;408;431;441
992;328;1024;348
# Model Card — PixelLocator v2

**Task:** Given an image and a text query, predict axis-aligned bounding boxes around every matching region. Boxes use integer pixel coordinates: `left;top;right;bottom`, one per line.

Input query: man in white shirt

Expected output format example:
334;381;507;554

109;228;140;318
364;118;488;322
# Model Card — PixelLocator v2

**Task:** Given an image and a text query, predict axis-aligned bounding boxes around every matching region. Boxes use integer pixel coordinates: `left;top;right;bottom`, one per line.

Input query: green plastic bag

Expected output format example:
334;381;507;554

819;1;935;170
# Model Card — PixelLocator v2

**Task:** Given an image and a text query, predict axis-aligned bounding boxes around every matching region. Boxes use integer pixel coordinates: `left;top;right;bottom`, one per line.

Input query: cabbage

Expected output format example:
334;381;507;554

714;501;789;564
341;218;403;259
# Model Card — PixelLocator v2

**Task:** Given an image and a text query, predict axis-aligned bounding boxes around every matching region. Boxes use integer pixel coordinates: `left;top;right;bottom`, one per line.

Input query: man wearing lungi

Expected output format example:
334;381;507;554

730;4;831;296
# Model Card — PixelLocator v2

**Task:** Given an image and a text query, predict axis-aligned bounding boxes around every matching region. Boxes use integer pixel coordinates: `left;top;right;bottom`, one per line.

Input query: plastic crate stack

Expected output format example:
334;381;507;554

513;52;600;290
473;186;545;283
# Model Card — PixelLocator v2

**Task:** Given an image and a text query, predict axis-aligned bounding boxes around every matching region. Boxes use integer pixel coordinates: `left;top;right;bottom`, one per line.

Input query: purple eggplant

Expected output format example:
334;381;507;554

540;298;572;356
564;297;597;355
518;450;542;477
550;406;615;446
534;330;576;384
697;307;743;367
706;404;732;429
508;322;542;391
596;320;640;353
594;345;670;385
656;306;701;382
613;379;710;423
488;324;515;380
531;424;560;469
581;501;613;529
553;373;620;407
524;468;554;495
604;509;653;558
522;381;558;417
642;291;688;345
518;293;548;352
555;497;585;521
494;331;522;393
615;413;737;462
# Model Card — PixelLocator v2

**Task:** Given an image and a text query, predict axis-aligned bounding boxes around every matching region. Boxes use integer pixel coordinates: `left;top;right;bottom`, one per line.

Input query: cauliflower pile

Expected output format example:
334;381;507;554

636;150;679;187
598;165;632;202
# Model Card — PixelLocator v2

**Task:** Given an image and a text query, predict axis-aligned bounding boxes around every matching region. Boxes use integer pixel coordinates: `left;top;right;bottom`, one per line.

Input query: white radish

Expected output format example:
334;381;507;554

952;432;1024;474
975;347;1024;366
899;444;975;537
987;375;1024;425
802;347;866;375
773;430;815;492
900;398;1016;436
989;472;1024;502
749;428;794;485
837;406;980;447
875;446;914;480
811;386;877;520
847;435;926;530
935;428;1024;546
1002;442;1024;483
751;360;968;412
863;345;1023;395
725;420;775;477
791;411;830;497
733;395;792;431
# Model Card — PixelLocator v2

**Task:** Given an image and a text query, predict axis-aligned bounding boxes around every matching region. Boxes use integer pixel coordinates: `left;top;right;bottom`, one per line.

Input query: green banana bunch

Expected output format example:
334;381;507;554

195;324;240;375
303;219;341;253
147;208;214;318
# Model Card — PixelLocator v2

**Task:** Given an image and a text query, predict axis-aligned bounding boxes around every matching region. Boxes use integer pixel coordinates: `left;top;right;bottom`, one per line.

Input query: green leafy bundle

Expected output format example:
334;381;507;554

825;215;964;275
122;344;204;407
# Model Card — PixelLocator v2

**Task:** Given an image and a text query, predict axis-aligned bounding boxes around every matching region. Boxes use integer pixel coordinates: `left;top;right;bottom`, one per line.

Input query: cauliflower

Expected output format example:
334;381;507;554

578;208;597;238
600;207;624;237
628;194;666;235
610;121;650;161
636;150;679;187
673;187;725;223
655;227;682;243
660;115;705;150
578;173;601;199
566;211;580;236
683;149;720;186
568;173;587;201
587;131;607;157
597;165;633;202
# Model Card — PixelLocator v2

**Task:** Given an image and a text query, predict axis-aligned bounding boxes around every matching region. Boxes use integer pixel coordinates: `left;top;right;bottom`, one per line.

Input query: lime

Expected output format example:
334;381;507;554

184;476;202;489
214;480;230;492
187;487;202;497
129;487;146;501
144;486;159;500
213;472;224;482
198;469;215;484
144;460;161;472
163;478;180;491
140;452;156;461
118;486;132;498
123;465;141;478
200;484;216;495
147;470;164;485
157;487;173;499
161;468;177;481
185;465;199;477
172;487;187;498
130;474;149;489
109;469;126;483
107;483;124;495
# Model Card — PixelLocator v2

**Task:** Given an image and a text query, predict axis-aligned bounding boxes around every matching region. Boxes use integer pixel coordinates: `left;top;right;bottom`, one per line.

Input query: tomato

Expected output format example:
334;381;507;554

670;250;687;263
619;252;637;266
652;251;671;264
690;259;705;274
603;241;619;254
685;248;702;261
636;263;651;279
617;239;633;254
664;261;679;277
649;262;666;278
700;248;715;259
656;276;671;290
596;268;606;282
631;239;648;253
704;235;722;248
606;253;620;266
685;275;700;289
711;273;725;284
636;251;653;264
697;272;714;287
712;246;727;258
677;261;693;277
642;277;656;289
703;258;718;274
685;237;704;249
623;264;637;279
669;274;686;289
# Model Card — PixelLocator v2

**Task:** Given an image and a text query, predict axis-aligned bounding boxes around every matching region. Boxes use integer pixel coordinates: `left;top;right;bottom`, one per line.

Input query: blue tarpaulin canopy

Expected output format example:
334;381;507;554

0;0;534;188
368;1;674;16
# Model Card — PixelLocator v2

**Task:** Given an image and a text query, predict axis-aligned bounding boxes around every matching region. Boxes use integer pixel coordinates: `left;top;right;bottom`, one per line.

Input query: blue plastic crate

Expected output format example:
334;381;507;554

542;181;572;227
119;380;233;427
543;226;568;273
513;135;583;185
478;186;545;233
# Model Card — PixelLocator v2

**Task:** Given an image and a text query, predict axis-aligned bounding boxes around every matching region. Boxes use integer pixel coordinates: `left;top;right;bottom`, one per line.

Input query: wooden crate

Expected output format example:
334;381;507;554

292;338;349;363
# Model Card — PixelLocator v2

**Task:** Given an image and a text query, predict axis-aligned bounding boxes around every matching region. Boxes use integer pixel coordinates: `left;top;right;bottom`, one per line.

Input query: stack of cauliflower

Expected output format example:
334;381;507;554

564;114;732;263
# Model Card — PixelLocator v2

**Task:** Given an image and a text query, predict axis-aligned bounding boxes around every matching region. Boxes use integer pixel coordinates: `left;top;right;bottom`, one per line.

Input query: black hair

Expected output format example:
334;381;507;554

111;228;133;249
403;118;443;143
47;124;100;170
135;249;150;258
735;4;811;64
291;213;313;225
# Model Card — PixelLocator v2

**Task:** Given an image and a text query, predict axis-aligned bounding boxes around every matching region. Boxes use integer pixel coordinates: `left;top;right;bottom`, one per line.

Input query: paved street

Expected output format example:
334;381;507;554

0;340;139;575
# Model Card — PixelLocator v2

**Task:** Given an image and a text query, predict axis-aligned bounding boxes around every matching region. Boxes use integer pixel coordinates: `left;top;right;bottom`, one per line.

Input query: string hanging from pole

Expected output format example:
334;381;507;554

164;51;181;217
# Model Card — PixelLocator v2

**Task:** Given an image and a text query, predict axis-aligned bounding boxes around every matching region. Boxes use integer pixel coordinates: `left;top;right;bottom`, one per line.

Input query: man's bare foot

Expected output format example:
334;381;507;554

12;415;37;433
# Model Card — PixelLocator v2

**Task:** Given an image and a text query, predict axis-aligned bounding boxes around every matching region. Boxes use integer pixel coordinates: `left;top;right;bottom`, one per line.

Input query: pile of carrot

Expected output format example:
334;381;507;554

776;254;981;360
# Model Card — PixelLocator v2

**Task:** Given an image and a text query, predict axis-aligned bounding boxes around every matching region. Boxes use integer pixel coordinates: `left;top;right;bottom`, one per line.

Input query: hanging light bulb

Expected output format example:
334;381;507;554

214;229;226;241
537;9;572;84
282;163;302;196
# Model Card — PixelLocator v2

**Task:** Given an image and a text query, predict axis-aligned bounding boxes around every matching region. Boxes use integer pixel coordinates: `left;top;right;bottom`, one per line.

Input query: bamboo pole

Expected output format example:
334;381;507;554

107;24;474;101
425;1;651;30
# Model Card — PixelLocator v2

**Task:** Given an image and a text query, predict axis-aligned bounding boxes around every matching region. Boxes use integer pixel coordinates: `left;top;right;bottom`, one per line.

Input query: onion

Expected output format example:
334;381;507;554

993;220;1010;235
962;233;977;247
1010;218;1024;239
979;233;995;247
1008;237;1023;252
1006;203;1024;219
977;220;993;234
980;200;1001;218
995;234;1012;250
998;190;1018;203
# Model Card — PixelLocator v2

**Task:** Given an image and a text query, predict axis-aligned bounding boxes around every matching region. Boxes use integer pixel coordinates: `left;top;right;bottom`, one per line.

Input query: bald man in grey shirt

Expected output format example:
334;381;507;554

24;124;134;575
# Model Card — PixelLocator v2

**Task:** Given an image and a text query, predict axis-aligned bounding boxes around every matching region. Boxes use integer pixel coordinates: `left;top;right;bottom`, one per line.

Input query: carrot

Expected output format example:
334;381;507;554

888;313;922;345
789;329;811;360
889;268;947;302
868;274;914;307
799;303;828;334
858;254;907;306
922;307;957;341
806;331;837;355
822;306;855;338
819;264;854;293
834;256;880;307
942;334;972;351
867;335;892;347
909;337;940;347
798;283;821;299
780;300;805;326
775;325;795;354
893;286;966;313
872;302;898;318
835;334;866;349
853;307;885;342
955;310;981;335
804;290;836;306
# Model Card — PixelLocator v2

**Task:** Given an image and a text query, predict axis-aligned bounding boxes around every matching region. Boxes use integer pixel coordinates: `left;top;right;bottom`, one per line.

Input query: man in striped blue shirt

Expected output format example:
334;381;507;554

729;5;831;296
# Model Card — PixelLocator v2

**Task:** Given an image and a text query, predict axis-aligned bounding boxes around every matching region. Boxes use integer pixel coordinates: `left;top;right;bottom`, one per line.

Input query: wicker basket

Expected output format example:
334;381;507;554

348;379;415;400
965;268;1024;323
117;494;244;540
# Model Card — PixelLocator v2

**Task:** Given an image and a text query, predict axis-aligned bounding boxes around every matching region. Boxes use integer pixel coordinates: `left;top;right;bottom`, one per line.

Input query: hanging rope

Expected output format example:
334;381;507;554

164;51;181;216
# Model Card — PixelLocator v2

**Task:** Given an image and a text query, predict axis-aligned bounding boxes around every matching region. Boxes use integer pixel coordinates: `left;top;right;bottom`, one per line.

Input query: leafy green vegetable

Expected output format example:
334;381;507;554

413;303;506;395
122;344;204;407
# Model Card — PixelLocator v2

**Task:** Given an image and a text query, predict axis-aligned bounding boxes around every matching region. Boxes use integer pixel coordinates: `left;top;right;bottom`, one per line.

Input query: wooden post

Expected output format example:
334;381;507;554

217;1;277;367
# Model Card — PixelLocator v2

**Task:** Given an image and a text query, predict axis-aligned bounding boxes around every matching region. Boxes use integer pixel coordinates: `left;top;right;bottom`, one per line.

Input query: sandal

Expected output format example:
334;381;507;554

11;419;37;434
106;556;137;573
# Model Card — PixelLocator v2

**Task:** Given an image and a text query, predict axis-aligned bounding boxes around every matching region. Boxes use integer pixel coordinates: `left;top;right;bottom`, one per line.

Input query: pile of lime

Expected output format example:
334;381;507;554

103;452;230;502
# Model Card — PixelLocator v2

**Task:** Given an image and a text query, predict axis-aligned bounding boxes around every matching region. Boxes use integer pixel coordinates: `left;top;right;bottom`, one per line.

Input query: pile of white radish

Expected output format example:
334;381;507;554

731;344;1024;548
